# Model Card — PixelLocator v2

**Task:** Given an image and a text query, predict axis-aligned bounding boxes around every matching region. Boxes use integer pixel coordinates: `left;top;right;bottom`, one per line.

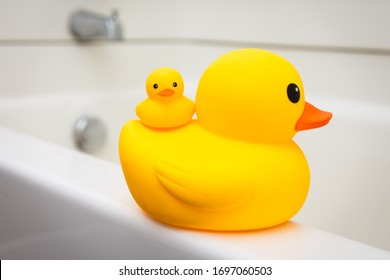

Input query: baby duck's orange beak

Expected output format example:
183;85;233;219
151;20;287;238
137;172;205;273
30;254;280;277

295;102;332;131
157;89;175;97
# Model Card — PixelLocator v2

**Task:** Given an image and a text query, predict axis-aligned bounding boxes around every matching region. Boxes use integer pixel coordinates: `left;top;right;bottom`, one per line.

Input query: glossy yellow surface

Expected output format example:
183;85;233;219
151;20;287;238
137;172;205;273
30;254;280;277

119;49;332;231
136;67;195;128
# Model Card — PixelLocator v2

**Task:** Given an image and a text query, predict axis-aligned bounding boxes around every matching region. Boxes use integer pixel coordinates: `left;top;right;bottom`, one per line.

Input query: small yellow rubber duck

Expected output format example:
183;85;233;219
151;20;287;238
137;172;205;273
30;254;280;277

136;67;195;128
119;49;332;231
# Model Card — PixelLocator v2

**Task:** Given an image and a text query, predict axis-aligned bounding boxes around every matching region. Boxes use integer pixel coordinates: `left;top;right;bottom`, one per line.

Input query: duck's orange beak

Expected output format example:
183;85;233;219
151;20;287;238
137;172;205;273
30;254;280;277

157;89;175;97
295;102;332;131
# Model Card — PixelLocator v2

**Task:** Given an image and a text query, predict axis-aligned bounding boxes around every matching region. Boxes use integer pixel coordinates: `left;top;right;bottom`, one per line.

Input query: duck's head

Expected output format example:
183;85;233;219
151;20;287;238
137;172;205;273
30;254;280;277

196;49;332;143
146;67;184;101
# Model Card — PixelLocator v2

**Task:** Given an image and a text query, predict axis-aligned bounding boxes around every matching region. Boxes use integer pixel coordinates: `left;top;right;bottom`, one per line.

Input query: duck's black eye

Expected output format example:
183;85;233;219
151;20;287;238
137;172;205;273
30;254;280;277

153;83;158;89
173;82;177;87
287;83;300;103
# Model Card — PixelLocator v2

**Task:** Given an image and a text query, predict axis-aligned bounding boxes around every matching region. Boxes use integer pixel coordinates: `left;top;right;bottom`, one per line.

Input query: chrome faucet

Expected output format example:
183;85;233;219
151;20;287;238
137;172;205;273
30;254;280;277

69;10;123;41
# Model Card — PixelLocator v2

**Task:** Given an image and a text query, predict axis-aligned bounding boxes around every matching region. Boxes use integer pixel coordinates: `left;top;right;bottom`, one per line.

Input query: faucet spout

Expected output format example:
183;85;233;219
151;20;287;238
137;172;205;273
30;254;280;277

69;10;123;41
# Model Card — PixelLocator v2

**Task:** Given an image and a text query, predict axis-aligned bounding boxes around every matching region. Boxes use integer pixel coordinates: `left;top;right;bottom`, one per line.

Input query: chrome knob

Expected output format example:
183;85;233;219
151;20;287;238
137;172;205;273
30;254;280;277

73;116;106;152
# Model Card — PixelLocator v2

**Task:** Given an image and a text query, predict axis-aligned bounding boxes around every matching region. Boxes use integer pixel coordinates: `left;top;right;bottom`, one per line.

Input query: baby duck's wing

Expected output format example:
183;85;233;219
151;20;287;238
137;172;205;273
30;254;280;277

155;158;254;210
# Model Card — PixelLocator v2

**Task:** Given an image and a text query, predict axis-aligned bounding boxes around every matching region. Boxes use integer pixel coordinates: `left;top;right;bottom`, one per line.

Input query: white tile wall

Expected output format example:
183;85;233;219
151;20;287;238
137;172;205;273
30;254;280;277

1;0;390;49
0;0;390;97
1;0;390;97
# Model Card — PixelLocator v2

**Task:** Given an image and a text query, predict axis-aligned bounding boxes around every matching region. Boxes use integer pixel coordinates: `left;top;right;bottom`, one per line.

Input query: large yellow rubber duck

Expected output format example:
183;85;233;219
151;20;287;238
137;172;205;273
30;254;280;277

136;67;195;128
119;49;332;231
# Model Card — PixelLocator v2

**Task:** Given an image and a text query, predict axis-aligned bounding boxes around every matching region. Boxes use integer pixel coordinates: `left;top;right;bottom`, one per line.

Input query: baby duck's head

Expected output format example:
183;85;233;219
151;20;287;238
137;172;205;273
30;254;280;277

146;67;184;101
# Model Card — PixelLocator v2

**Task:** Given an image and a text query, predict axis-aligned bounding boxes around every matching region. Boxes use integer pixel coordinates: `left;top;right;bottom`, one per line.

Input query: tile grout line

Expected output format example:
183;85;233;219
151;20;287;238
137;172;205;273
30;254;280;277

0;37;390;56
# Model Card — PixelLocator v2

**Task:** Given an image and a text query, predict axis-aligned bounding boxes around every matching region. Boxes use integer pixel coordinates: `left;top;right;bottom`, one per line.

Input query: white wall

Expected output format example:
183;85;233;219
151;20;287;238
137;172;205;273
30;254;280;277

0;0;389;251
1;0;390;48
1;0;390;98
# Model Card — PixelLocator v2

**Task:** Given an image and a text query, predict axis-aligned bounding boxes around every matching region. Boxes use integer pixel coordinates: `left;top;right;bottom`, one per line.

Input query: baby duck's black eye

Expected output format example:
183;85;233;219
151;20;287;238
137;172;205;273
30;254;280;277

287;83;300;103
153;84;158;89
173;82;177;87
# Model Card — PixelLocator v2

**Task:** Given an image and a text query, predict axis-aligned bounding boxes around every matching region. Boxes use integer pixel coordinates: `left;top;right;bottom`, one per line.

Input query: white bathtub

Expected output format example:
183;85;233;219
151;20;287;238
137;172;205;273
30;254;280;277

0;90;144;163
0;86;389;258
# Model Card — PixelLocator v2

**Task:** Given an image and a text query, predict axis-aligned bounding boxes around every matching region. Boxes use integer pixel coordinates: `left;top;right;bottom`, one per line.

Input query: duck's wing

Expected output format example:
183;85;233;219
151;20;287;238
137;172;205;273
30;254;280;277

155;158;254;210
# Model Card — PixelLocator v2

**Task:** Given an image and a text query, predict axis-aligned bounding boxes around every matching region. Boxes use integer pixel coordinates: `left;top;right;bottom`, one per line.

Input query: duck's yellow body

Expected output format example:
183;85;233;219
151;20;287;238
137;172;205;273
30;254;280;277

119;49;332;231
120;120;310;230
